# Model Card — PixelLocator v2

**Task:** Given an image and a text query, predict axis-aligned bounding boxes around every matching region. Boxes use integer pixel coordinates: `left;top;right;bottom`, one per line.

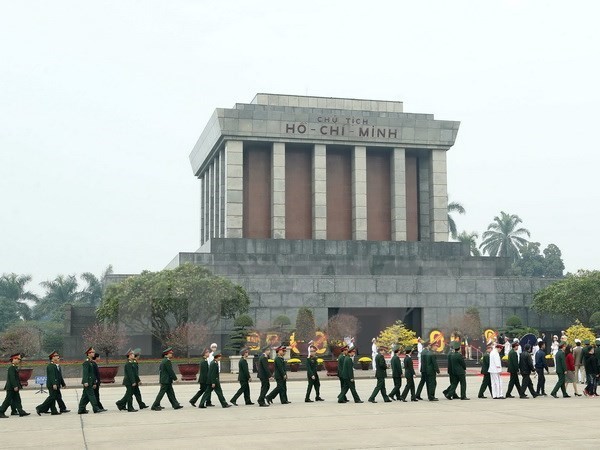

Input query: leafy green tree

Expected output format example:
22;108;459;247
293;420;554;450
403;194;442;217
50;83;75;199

272;315;291;330
532;270;600;324
479;211;531;262
0;273;38;321
512;242;565;277
79;265;113;307
448;201;466;240
295;307;316;347
0;297;20;332
376;320;417;350
457;231;481;256
34;275;79;322
589;312;600;334
543;244;565;277
97;264;250;345
499;315;538;338
226;314;254;355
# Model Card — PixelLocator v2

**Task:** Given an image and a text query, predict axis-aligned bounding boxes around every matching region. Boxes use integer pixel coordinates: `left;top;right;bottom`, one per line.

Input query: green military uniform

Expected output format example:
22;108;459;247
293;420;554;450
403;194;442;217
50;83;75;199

337;352;348;401
443;348;459;400
369;351;391;402
305;355;322;401
415;347;429;399
77;356;101;414
446;343;468;400
505;347;522;397
400;350;416;401
422;348;440;400
266;353;289;404
230;356;253;405
151;352;182;410
337;352;362;403
550;346;569;397
478;350;492;398
257;352;271;406
0;361;25;417
36;362;61;414
131;356;147;409
200;358;229;407
116;357;138;411
190;355;211;406
388;351;403;400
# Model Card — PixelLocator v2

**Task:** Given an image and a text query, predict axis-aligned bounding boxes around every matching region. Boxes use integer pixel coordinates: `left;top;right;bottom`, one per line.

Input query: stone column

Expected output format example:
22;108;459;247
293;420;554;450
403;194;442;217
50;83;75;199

272;142;285;239
312;144;327;239
199;175;205;245
352;146;367;240
391;147;407;241
429;149;448;241
225;140;244;238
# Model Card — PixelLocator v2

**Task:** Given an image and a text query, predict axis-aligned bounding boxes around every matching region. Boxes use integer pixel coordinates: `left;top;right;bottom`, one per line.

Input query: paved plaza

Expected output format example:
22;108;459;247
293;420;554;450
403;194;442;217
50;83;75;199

3;375;599;449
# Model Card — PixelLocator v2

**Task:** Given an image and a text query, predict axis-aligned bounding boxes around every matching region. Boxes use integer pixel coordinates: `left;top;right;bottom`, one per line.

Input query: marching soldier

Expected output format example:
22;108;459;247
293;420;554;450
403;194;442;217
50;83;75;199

337;347;363;403
550;341;570;398
443;342;459;400
0;353;29;418
415;341;430;400
399;346;416;402
36;351;63;415
116;349;138;412
505;341;522;398
257;346;271;407
131;349;147;409
91;352;105;410
200;349;231;408
305;345;323;402
151;347;183;410
425;342;440;401
337;345;348;402
266;345;290;404
519;344;537;398
478;343;493;398
368;346;392;403
388;345;403;401
446;341;468;400
77;347;105;414
190;348;212;407
230;348;254;406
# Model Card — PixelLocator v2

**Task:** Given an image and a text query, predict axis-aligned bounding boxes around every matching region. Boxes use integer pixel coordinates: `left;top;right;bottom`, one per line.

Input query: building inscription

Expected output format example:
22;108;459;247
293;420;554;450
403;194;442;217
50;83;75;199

284;115;399;139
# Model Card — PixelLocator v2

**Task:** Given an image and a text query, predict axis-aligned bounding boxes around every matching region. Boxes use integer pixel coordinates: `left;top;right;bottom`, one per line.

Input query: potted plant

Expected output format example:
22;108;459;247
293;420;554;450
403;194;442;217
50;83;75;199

316;358;324;371
0;322;42;386
358;356;372;370
166;322;209;381
287;358;301;372
82;322;127;383
226;314;254;373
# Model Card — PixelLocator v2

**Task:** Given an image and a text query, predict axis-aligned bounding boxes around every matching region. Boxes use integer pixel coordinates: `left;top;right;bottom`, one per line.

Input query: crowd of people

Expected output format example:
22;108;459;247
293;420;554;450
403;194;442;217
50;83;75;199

2;335;600;418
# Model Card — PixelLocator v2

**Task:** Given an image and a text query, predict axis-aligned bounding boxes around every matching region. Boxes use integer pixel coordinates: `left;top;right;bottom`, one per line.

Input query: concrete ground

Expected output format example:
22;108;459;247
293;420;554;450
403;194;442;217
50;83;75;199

2;374;599;449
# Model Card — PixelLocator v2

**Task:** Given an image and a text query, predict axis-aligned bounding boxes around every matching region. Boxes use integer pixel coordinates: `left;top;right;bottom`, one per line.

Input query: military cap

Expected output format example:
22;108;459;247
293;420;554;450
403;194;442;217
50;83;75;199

511;341;520;347
495;343;504;349
162;347;173;356
347;346;357;354
391;345;400;353
558;341;567;348
213;349;222;358
133;348;141;355
452;341;461;350
261;345;271;353
404;345;415;353
9;353;22;361
340;344;349;351
125;348;135;356
275;345;286;352
583;339;590;345
240;347;249;354
85;347;94;354
48;351;59;360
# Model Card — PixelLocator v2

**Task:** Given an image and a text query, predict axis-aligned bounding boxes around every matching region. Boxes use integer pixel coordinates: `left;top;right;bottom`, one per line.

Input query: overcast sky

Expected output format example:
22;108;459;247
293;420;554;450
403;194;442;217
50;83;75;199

2;1;598;294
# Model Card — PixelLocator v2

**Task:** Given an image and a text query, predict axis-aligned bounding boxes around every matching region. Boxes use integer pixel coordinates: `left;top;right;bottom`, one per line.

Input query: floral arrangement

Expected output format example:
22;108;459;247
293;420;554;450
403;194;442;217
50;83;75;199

358;357;372;363
287;358;301;364
316;358;324;364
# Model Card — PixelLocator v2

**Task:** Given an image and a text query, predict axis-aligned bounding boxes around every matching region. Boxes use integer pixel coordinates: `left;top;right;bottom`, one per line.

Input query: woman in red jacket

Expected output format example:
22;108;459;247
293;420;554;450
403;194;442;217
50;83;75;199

565;345;581;396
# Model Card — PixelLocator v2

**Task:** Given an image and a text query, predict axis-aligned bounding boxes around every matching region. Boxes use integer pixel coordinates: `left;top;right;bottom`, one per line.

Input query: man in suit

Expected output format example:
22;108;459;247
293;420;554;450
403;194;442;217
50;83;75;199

478;343;493;398
151;347;183;410
425;343;440;401
0;353;29;418
36;351;62;415
534;341;549;396
388;346;403;401
266;345;290;404
200;350;230;408
116;349;139;412
230;348;253;406
368;346;392;403
400;346;416;402
91;352;105;410
131;349;147;409
446;341;468;400
415;341;430;400
190;348;211;407
505;341;522;398
77;347;105;414
305;345;323;402
337;347;363;403
519;344;537;398
551;341;570;398
257;346;271;407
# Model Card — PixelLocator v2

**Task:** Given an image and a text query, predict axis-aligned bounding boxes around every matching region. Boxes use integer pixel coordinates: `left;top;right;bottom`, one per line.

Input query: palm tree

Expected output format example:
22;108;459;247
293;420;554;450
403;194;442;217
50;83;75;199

448;201;466;239
479;211;531;261
79;265;113;307
35;275;79;321
457;231;481;256
0;273;38;321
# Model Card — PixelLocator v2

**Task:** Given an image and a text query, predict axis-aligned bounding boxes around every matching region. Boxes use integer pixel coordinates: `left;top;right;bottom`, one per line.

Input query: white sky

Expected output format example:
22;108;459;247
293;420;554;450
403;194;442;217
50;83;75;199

1;0;598;294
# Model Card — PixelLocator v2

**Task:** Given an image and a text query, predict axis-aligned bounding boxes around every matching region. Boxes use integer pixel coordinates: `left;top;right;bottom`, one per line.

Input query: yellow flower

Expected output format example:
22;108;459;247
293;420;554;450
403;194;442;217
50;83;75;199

287;358;301;364
316;358;324;364
358;357;372;362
